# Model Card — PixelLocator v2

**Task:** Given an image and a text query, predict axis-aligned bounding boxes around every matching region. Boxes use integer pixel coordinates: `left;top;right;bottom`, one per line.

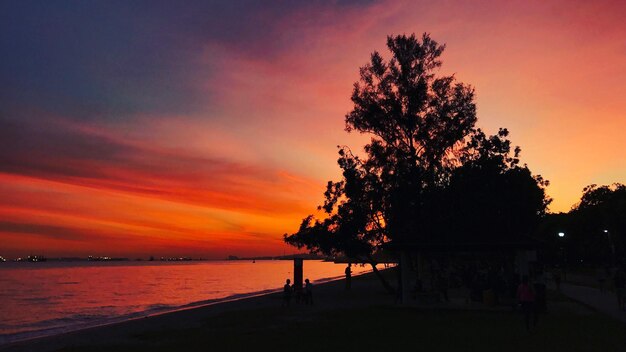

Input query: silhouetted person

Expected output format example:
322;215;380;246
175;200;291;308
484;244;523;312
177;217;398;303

345;263;352;290
282;279;292;307
304;278;313;305
517;276;537;330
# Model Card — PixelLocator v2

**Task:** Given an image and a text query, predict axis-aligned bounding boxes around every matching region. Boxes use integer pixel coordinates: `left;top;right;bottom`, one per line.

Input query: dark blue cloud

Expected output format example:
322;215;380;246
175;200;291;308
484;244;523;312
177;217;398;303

0;0;377;121
1;1;210;119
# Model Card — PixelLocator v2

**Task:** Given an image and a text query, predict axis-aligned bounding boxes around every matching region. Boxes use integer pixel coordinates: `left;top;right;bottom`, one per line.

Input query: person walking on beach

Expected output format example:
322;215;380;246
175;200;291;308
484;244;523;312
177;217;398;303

517;276;537;330
345;263;352;290
304;278;313;305
282;279;292;307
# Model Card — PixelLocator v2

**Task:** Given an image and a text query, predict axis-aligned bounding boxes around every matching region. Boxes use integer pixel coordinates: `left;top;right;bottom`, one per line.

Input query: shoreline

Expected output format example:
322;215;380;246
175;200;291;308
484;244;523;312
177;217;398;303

1;270;375;351
0;288;280;346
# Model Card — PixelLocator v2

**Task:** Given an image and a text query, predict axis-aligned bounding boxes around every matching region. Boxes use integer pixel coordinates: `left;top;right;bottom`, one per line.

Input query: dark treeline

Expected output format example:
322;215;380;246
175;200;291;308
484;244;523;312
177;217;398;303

536;183;625;267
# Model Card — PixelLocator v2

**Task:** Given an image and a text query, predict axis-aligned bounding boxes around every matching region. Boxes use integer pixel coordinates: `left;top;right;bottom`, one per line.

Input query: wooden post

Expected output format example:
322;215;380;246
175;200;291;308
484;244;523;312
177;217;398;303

294;258;303;297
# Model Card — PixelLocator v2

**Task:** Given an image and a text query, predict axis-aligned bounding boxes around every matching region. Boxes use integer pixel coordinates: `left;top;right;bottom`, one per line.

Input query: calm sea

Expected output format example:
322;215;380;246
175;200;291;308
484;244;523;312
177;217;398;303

0;260;370;345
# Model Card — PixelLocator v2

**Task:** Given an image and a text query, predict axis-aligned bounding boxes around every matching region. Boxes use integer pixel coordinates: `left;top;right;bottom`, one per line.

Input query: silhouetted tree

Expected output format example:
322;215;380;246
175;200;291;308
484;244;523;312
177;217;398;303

440;128;550;240
570;183;625;264
535;183;625;266
285;33;550;292
576;183;626;210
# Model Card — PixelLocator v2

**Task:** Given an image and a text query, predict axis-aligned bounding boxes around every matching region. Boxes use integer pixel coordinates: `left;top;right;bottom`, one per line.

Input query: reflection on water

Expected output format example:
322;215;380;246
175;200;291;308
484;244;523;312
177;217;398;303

0;260;370;343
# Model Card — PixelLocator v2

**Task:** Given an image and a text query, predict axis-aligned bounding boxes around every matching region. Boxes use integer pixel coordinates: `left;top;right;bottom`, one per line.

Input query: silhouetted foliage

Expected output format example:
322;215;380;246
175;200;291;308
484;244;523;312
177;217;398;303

285;34;550;291
574;184;623;264
444;158;549;239
576;183;626;211
536;183;625;266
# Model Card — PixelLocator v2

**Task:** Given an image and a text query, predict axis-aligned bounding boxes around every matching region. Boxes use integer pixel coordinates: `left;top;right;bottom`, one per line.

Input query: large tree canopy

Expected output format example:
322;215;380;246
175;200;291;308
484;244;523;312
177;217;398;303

285;34;549;289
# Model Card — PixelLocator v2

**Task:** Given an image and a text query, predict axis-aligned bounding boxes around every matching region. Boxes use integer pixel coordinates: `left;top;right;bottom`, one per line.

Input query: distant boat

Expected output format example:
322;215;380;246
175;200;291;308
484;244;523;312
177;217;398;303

252;259;256;263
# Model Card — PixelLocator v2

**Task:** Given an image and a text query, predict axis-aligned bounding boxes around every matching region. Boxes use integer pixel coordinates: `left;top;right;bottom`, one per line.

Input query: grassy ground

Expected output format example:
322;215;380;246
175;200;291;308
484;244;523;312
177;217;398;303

59;296;626;352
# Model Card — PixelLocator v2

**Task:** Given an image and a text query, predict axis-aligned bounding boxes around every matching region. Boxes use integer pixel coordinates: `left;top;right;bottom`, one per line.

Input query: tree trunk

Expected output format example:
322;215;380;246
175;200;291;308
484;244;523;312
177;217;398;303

366;256;396;294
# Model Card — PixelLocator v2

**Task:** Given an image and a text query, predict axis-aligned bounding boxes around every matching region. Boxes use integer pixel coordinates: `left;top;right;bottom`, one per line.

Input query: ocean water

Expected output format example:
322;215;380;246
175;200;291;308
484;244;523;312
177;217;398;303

0;260;370;345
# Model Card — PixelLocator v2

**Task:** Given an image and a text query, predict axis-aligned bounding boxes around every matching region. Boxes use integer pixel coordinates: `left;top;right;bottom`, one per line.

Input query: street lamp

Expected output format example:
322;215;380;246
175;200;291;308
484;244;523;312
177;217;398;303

603;229;615;265
557;232;567;278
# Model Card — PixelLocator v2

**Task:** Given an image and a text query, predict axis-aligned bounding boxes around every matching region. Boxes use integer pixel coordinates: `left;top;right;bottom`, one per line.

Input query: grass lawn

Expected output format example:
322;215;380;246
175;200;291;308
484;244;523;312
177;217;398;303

62;298;626;352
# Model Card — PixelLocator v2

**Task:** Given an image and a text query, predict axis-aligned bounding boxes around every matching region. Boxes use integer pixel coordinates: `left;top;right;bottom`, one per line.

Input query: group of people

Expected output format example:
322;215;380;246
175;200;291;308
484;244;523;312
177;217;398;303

282;278;313;307
282;263;353;306
278;260;626;334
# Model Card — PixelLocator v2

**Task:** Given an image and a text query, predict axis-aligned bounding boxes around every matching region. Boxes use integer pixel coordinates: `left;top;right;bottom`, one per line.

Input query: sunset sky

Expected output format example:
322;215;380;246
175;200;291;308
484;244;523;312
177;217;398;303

1;0;624;258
